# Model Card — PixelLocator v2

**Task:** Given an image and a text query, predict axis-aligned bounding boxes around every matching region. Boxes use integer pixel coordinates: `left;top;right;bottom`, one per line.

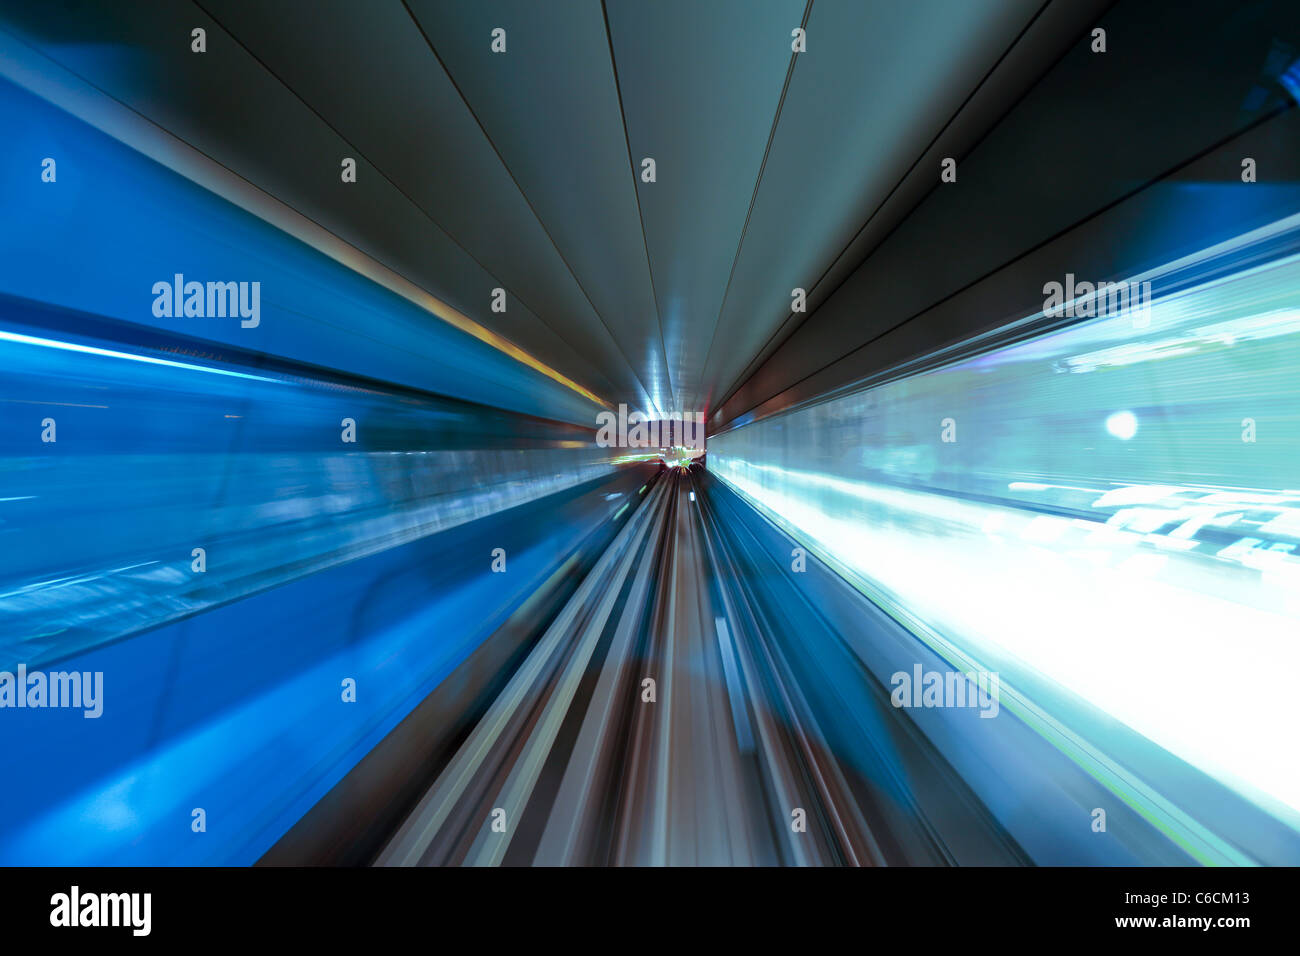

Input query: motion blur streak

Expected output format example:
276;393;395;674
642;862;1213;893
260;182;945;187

0;299;635;863
377;470;1025;867
710;214;1300;863
0;60;631;863
0;302;616;667
4;0;1300;871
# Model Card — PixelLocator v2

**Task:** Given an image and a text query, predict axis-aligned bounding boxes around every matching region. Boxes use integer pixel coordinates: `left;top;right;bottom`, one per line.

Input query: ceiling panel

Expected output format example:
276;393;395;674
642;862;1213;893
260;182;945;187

406;0;673;417
604;0;806;413
0;0;627;409
202;0;654;412
697;0;1042;411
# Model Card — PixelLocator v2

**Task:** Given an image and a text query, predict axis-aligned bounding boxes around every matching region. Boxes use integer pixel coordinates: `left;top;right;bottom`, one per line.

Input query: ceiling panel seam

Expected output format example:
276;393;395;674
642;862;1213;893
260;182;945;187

599;0;677;414
401;0;664;415
192;0;623;404
719;98;1291;431
714;0;1062;416
695;0;813;413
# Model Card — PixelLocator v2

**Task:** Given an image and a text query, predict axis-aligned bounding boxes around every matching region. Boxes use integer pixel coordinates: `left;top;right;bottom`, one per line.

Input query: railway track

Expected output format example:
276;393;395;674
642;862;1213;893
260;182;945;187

376;468;1024;866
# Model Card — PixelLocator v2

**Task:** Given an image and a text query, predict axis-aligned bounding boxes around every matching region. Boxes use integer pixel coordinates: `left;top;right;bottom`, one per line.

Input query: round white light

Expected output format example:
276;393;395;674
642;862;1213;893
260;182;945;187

1106;410;1138;440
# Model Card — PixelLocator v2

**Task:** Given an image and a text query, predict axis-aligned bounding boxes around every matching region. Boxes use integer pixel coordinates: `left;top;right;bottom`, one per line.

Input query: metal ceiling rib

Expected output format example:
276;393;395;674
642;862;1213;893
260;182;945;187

697;0;1044;412
199;0;656;414
603;0;805;414
404;0;674;418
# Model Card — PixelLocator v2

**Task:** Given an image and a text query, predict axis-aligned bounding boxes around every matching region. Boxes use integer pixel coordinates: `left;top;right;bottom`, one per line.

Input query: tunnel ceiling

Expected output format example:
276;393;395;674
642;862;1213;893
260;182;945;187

1;0;1045;417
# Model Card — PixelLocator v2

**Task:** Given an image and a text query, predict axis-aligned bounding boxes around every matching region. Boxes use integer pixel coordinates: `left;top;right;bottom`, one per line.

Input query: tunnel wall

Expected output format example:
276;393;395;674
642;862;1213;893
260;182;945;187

709;209;1300;862
714;0;1300;431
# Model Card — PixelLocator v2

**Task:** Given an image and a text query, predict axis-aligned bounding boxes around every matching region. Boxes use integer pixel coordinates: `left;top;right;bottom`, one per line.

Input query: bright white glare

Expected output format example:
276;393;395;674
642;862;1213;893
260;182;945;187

713;458;1300;830
1105;410;1139;440
707;224;1300;845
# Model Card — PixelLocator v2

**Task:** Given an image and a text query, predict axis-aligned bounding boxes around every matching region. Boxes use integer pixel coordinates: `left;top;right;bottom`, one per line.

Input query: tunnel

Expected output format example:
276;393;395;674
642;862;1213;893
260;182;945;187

1;0;1299;882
